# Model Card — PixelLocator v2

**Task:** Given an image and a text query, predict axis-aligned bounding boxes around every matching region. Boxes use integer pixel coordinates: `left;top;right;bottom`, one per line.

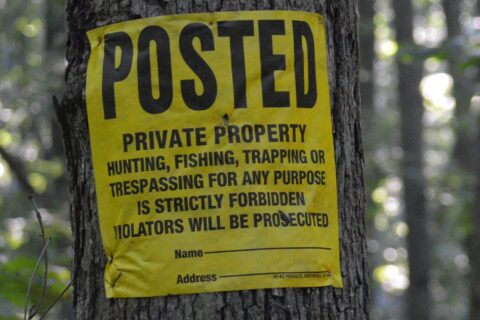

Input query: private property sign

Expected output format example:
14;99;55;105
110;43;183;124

85;10;342;298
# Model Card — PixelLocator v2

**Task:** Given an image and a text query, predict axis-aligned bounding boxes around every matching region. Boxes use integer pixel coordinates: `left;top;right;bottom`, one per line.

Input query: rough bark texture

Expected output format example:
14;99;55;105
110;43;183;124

58;1;368;319
392;1;430;320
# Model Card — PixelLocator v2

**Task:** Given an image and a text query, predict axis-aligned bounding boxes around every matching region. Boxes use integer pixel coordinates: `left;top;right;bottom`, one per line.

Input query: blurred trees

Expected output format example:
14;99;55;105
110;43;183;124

444;1;480;318
392;1;430;319
361;0;480;319
444;0;480;320
0;0;71;318
359;0;375;114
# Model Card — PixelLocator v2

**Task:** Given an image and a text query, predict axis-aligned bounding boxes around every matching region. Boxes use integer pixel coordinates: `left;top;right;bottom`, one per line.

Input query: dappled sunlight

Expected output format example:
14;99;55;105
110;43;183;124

383;197;400;216
374;264;409;293
393;222;409;238
0;0;70;317
0;108;13;122
374;213;389;232
5;217;27;249
421;72;455;112
0;160;12;186
364;0;479;319
0;130;13;146
383;247;398;262
15;17;43;38
413;3;446;47
0;162;5;177
377;39;398;58
471;95;480;114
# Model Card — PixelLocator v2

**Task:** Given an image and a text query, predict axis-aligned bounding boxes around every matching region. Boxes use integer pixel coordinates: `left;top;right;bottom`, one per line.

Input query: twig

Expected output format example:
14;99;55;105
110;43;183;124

0;145;36;195
24;196;72;319
27;196;49;319
24;238;50;320
38;281;72;320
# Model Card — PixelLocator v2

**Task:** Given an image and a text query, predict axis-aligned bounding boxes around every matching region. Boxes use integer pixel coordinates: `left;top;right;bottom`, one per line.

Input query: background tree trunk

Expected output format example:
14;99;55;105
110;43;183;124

358;0;375;114
444;0;477;171
58;0;368;319
392;1;430;320
471;161;480;320
443;1;480;319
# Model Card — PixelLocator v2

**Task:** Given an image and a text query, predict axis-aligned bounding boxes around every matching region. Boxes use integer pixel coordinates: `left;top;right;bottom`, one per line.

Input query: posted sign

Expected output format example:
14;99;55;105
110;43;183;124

86;10;342;298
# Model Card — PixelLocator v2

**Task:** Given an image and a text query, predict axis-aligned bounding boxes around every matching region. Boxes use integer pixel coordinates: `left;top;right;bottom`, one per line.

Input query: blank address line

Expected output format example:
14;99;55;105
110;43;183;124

204;246;331;254
219;271;331;279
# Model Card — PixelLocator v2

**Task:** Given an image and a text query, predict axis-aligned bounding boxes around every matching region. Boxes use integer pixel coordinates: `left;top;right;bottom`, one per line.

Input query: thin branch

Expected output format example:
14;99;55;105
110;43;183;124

28;196;49;318
0;145;36;195
24;238;50;320
38;281;72;320
24;197;72;319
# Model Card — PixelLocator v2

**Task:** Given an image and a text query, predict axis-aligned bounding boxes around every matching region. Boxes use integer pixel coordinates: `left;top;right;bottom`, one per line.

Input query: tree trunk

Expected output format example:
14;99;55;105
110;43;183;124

472;28;480;320
358;0;375;113
392;1;430;320
58;0;368;319
444;1;480;318
471;163;480;320
444;0;477;171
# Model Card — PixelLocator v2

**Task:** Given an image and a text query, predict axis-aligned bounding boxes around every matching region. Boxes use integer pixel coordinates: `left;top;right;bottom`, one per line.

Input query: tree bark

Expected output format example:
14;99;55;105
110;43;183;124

392;1;430;320
58;0;368;319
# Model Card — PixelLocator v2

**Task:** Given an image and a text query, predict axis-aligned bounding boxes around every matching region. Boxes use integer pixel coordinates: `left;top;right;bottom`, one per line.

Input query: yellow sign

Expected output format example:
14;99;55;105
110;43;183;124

86;10;342;298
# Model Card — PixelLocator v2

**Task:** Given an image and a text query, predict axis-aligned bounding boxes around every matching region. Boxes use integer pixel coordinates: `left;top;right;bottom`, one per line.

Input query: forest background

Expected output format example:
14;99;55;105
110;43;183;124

0;0;478;319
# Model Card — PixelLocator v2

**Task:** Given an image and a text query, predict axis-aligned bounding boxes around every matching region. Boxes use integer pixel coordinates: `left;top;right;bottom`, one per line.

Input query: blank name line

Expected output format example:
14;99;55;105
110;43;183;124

219;271;330;279
204;246;331;254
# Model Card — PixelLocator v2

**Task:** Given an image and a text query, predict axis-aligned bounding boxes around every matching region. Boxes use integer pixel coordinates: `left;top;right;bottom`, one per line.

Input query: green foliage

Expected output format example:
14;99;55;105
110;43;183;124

0;0;70;318
363;0;480;319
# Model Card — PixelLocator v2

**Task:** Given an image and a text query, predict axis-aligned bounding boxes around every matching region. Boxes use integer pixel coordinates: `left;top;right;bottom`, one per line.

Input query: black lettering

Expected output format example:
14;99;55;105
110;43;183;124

137;26;173;114
180;23;217;110
293;21;317;108
102;32;133;119
218;20;254;108
123;133;133;152
258;20;289;107
174;249;204;259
